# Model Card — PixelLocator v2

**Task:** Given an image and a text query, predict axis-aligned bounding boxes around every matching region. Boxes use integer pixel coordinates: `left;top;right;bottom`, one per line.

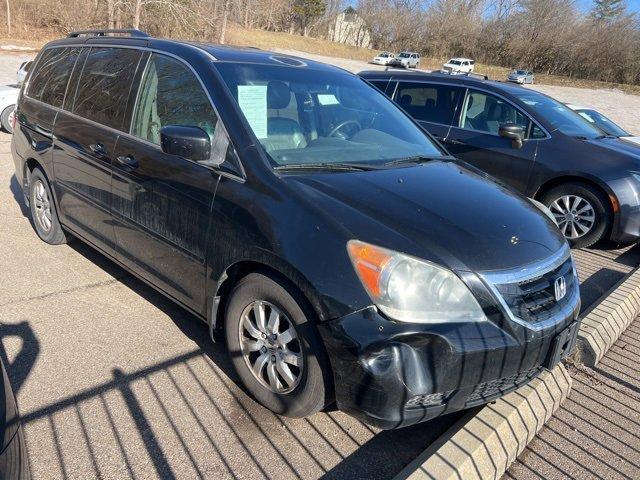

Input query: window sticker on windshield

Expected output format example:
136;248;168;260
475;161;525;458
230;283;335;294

317;94;339;106
238;85;268;139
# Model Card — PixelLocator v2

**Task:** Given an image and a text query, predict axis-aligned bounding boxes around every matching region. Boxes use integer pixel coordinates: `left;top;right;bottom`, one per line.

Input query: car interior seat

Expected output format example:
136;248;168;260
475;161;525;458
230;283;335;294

264;80;307;151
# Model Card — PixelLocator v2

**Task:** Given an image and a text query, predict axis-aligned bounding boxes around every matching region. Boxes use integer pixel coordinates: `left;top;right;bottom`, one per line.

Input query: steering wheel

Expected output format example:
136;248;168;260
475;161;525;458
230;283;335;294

328;120;361;139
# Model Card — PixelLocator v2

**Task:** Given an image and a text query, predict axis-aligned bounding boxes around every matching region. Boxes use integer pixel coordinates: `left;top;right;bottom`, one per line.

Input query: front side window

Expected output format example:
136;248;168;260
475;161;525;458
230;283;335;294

72;47;142;130
132;54;217;145
28;48;80;108
460;90;529;135
216;63;443;167
396;82;464;125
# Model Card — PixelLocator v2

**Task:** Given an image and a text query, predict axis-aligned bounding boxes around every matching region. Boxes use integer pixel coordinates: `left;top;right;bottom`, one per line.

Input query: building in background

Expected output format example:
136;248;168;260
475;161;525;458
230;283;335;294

328;7;371;48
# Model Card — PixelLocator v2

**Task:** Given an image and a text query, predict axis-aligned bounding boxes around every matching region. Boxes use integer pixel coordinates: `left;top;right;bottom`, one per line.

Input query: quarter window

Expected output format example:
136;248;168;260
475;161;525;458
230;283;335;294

461;90;529;135
28;48;80;108
132;53;217;145
395;82;464;125
72;47;142;130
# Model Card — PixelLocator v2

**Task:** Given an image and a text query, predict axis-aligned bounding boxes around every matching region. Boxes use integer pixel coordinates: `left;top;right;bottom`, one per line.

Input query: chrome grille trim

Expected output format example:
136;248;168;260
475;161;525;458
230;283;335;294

478;244;579;331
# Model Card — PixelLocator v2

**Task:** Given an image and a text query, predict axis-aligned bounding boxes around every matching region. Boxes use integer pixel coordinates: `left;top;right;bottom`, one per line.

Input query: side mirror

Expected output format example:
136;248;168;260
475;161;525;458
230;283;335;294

499;123;525;149
160;125;211;162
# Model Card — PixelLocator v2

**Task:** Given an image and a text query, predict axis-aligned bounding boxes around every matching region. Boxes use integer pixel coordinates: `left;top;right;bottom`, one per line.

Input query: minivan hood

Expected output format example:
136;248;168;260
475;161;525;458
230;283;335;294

285;161;566;273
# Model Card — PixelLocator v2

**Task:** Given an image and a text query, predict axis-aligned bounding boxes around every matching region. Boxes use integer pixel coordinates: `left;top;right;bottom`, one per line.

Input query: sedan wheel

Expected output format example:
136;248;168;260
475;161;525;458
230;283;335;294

238;300;303;394
549;195;595;240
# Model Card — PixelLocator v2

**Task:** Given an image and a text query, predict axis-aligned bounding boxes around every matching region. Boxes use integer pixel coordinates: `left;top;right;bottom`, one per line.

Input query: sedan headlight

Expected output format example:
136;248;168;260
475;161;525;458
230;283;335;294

347;240;487;323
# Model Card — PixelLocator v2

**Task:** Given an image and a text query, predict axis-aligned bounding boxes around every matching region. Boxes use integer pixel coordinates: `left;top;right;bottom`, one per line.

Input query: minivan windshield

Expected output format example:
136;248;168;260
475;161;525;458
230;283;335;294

515;91;604;139
449;60;462;65
398;53;411;58
216;62;443;167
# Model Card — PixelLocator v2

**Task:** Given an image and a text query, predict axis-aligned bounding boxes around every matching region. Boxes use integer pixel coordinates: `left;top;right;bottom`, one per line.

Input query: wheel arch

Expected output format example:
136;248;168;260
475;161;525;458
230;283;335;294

208;257;329;335
533;174;619;215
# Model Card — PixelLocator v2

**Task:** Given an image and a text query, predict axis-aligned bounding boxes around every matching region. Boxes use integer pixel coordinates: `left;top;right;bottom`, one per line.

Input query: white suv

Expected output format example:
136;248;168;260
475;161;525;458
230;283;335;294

442;58;475;74
391;52;420;69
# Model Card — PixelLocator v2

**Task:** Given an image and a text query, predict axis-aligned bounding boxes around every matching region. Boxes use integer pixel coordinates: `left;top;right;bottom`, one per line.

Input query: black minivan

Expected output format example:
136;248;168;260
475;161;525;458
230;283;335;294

360;70;640;249
12;30;580;429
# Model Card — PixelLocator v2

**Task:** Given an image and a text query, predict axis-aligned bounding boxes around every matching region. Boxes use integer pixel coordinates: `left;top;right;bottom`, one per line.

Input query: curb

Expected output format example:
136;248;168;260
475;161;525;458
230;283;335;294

575;267;640;366
393;364;572;480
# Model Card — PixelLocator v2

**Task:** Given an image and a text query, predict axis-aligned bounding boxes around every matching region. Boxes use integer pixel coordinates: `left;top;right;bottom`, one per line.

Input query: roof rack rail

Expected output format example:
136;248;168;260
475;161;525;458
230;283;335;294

68;29;150;38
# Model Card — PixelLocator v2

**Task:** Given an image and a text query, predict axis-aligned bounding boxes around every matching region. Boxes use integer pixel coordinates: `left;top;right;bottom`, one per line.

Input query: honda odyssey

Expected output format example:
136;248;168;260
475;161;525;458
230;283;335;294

12;30;580;429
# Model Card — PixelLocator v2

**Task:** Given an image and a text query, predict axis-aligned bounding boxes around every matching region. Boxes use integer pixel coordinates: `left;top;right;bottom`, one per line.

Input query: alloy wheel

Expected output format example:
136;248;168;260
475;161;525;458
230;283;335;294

33;179;52;232
238;300;303;394
549;194;595;239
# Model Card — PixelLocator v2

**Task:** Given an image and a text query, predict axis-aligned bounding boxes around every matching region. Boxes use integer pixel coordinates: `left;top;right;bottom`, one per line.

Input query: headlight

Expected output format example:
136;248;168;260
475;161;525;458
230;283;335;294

347;240;487;323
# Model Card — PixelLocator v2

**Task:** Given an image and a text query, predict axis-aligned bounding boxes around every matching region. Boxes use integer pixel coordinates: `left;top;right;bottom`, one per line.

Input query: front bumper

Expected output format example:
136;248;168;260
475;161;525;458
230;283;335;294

606;176;640;244
319;299;580;429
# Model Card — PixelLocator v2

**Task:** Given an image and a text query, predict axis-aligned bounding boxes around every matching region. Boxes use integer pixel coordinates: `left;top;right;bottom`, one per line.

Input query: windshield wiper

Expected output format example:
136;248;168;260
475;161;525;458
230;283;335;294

383;155;455;167
274;162;376;172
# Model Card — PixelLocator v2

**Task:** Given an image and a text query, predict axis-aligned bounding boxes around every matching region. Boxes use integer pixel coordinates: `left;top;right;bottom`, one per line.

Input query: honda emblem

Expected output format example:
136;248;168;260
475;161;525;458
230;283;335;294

554;276;567;301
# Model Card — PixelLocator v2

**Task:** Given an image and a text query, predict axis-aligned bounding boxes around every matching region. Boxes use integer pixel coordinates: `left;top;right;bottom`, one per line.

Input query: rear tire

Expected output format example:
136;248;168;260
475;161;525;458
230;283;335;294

225;272;333;418
28;167;69;245
540;183;612;249
1;105;14;133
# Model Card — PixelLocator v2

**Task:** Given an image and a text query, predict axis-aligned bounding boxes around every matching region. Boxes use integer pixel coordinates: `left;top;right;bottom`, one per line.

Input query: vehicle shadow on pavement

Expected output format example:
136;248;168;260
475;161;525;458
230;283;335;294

10;174;29;217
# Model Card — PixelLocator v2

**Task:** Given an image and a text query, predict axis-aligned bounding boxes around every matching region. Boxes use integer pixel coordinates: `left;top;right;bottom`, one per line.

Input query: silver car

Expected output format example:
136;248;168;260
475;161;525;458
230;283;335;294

507;69;534;84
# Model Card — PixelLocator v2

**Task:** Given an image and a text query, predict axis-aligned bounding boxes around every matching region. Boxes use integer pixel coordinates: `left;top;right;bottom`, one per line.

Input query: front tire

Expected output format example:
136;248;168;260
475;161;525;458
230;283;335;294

541;183;612;248
1;105;14;133
28;168;69;245
225;272;333;418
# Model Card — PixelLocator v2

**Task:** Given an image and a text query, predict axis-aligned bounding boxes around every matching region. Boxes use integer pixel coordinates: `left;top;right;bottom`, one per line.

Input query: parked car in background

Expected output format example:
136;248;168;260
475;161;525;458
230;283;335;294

567;104;640;146
360;69;640;248
0;357;29;479
16;61;31;85
13;30;579;430
507;69;534;84
372;51;395;66
389;51;420;68
442;58;474;74
0;85;19;133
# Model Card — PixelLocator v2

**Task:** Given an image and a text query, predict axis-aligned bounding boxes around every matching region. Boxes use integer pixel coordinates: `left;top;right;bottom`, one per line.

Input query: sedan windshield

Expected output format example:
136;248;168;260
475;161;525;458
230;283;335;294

216;62;443;167
515;70;527;75
574;108;629;138
515;92;603;139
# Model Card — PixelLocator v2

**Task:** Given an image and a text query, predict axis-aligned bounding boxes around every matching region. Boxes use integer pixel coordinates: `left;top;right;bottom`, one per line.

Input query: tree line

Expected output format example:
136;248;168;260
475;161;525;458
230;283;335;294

3;0;639;85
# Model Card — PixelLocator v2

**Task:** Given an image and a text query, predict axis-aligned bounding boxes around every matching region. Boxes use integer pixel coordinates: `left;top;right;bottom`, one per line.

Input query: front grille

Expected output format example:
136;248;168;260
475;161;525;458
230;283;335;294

465;366;543;406
494;257;576;325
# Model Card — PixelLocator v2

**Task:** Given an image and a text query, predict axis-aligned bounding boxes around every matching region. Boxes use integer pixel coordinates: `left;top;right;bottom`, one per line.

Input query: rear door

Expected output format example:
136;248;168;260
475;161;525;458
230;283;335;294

393;81;465;142
111;52;220;312
53;46;143;253
444;88;540;192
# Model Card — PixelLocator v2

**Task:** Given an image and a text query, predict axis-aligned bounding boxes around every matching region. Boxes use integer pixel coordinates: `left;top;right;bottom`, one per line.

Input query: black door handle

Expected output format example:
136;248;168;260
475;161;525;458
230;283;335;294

115;154;139;170
89;142;107;156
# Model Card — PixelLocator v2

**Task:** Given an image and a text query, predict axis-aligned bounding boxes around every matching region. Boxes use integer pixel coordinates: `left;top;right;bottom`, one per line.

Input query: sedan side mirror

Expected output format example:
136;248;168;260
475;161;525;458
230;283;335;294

160;125;211;162
499;123;525;149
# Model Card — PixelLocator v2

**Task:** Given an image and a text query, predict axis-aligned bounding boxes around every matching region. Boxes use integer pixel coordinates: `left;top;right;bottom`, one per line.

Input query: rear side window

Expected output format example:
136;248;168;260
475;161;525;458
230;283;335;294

72;47;142;130
28;48;80;108
132;53;217;145
395;82;464;125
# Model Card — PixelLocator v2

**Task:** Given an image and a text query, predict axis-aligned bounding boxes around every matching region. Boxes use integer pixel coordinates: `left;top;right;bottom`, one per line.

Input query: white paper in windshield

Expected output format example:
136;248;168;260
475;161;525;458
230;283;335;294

238;85;268;139
317;93;340;105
